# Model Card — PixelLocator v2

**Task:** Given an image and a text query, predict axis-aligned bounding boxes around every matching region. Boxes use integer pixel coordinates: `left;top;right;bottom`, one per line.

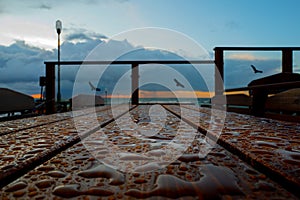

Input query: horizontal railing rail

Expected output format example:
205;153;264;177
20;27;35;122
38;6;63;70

44;60;214;65
214;47;300;51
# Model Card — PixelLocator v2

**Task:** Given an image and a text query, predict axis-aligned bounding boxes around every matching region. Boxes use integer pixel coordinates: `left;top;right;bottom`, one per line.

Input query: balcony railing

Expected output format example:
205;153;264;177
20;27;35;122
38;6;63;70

44;60;214;114
44;47;300;116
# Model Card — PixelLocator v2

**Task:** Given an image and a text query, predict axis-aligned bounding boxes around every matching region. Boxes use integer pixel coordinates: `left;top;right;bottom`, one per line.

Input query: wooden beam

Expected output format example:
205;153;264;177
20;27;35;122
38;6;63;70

44;60;214;66
282;49;293;73
45;63;55;114
131;64;139;105
214;48;224;96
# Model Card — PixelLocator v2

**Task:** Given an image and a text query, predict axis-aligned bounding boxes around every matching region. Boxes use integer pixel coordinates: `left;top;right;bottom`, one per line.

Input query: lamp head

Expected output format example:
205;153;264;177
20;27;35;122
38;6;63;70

56;20;62;34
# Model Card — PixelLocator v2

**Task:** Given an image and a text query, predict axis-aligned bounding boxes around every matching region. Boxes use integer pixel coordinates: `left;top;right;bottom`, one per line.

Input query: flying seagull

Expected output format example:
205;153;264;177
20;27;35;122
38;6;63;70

89;81;101;91
174;78;185;88
251;65;263;73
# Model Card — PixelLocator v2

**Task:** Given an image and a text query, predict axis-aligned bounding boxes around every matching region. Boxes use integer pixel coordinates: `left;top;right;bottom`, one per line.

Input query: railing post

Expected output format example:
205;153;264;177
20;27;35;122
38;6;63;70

45;63;56;114
282;49;293;73
131;63;139;105
214;48;224;96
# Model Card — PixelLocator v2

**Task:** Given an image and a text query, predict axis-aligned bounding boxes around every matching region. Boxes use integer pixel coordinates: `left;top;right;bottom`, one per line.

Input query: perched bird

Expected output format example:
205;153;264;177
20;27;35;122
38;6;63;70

89;81;101;91
174;78;185;88
251;65;263;73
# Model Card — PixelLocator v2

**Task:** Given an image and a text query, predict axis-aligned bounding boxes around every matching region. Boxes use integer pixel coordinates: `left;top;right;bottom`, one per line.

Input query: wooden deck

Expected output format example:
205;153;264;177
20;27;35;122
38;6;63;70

0;105;299;199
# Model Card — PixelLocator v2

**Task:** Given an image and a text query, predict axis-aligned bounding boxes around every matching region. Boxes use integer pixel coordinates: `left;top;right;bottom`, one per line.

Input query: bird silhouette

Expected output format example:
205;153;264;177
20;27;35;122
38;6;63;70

89;81;101;91
251;65;263;73
174;78;185;88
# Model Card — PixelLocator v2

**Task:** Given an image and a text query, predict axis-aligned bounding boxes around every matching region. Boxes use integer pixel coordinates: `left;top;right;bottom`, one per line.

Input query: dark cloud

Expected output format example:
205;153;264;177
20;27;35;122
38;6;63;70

65;33;93;42
64;32;107;42
93;48;210;94
0;1;51;13
37;3;52;10
0;35;207;98
0;0;129;15
0;41;54;83
0;43;53;97
1;29;284;100
0;30;106;98
224;59;281;88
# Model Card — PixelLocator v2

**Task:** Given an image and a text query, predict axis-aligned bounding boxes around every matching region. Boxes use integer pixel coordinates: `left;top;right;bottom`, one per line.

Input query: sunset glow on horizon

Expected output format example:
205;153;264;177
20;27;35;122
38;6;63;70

31;90;251;100
107;90;214;99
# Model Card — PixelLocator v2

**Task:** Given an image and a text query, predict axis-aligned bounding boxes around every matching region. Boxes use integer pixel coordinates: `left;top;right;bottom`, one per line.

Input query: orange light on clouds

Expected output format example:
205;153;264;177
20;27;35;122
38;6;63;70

31;93;42;99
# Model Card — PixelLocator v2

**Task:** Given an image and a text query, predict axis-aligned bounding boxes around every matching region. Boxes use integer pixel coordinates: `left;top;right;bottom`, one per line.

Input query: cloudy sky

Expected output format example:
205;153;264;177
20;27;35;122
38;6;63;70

0;0;300;99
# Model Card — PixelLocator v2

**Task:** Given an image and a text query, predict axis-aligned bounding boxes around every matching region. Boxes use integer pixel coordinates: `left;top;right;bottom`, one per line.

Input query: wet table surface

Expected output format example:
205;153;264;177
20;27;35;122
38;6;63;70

0;105;299;199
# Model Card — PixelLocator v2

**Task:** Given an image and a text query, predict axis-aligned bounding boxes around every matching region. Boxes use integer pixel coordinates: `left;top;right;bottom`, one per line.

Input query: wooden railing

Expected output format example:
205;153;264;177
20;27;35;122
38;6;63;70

44;60;214;114
44;47;300;116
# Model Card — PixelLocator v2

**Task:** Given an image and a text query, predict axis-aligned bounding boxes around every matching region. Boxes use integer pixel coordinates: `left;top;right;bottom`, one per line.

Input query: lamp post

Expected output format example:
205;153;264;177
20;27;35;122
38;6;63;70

56;20;62;103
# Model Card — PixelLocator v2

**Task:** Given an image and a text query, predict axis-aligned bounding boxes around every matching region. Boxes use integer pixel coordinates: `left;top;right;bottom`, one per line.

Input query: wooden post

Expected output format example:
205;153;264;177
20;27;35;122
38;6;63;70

45;63;55;114
214;48;224;96
282;49;293;73
251;89;267;117
131;63;139;105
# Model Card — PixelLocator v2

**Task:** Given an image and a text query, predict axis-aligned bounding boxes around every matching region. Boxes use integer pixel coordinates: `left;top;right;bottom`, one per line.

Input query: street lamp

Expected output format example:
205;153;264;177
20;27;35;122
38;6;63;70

56;20;62;103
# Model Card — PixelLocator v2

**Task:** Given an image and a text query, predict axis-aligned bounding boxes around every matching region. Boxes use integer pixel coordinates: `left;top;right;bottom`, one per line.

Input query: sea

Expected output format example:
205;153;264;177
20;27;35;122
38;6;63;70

108;98;211;106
